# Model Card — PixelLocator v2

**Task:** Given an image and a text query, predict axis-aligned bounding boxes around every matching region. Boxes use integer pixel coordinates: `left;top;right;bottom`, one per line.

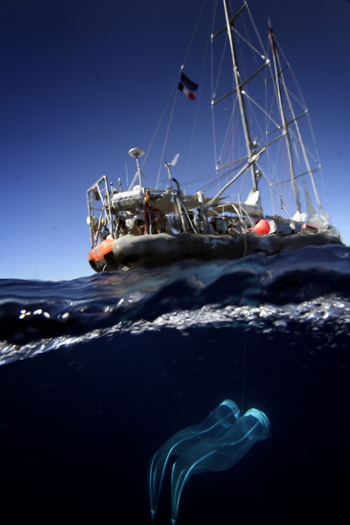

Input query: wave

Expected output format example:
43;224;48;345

1;245;350;365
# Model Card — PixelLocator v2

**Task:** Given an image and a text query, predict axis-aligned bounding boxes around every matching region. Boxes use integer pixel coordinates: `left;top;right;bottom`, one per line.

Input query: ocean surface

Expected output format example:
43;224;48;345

1;244;350;524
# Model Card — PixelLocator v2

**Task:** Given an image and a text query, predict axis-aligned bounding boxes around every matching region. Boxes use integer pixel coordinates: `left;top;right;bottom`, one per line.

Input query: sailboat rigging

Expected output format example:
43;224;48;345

86;0;341;273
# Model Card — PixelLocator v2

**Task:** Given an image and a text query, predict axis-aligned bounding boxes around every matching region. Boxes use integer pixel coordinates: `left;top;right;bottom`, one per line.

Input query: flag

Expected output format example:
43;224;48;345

178;82;196;100
180;72;198;92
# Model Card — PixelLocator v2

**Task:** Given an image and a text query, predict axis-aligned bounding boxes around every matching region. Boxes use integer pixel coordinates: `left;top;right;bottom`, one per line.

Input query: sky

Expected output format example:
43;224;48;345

1;0;349;281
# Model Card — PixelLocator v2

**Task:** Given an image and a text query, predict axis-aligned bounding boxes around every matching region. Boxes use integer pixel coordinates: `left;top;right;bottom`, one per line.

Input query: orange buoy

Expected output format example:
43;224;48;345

253;219;270;236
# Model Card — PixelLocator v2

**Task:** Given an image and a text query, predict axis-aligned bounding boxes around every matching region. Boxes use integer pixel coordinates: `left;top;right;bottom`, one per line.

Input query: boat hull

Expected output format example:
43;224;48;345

88;231;343;273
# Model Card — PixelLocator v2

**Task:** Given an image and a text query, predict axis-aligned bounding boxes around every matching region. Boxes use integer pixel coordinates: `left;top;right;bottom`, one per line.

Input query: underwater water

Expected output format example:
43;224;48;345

1;244;350;524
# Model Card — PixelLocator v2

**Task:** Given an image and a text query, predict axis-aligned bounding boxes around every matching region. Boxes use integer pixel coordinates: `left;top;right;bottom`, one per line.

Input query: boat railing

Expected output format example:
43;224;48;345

86;175;114;249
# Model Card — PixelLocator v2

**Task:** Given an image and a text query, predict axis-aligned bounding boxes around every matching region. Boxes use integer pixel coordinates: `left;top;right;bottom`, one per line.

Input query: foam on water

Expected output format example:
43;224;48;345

1;245;350;366
1;294;349;365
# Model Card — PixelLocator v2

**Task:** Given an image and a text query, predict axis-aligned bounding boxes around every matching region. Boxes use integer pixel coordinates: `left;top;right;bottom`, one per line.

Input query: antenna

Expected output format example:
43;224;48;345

128;148;145;188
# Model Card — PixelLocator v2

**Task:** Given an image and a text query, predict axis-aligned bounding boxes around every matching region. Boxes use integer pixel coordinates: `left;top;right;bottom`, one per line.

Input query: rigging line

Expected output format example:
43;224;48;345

273;37;322;211
211;16;218;172
265;37;282;137
156;89;179;189
158;174;172;188
211;0;235;185
243;90;280;130
283;119;319;166
200;161;248;194
186;170;220;185
182;0;207;68
288;89;320;164
155;0;207;189
257;168;293;217
239;168;247;198
212;32;229;99
241;316;247;412
247;103;264;149
265;66;279;136
283;89;323;210
185;160;247;187
286;60;323;168
187;157;248;191
217;95;237;166
140;171;155;189
144;0;207;178
224;108;239;186
186;7;212;189
246;2;269;34
232;26;266;59
270;166;321;185
211;0;219;172
141;80;177;171
278;42;308;111
201;177;221;193
286;86;305;111
246;3;269;59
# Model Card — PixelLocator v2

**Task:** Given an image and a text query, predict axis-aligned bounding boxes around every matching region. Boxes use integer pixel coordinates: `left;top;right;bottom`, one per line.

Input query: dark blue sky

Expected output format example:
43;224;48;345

1;0;349;280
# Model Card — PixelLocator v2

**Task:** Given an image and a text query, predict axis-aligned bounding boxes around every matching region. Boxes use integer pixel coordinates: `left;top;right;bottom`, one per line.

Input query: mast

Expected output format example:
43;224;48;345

272;29;324;215
268;26;301;213
222;0;257;190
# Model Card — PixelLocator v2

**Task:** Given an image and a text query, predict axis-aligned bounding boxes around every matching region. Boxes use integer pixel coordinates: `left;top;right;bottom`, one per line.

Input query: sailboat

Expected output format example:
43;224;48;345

86;0;342;273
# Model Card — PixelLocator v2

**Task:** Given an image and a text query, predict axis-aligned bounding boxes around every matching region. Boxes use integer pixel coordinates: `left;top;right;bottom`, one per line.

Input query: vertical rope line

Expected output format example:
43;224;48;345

141;81;178;171
155;89;179;189
241;330;247;413
182;0;207;67
143;0;207;183
185;8;212;190
153;0;207;189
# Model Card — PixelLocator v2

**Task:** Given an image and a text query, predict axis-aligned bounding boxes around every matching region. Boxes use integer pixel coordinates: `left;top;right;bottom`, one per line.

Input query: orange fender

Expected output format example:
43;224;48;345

88;239;114;262
253;219;270;235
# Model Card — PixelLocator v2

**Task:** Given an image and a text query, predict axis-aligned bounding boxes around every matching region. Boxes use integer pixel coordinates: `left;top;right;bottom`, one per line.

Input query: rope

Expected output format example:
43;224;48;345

153;0;207;189
185;7;212;189
156;89;179;189
141;80;178;171
241;330;247;413
144;0;207;190
182;0;207;66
